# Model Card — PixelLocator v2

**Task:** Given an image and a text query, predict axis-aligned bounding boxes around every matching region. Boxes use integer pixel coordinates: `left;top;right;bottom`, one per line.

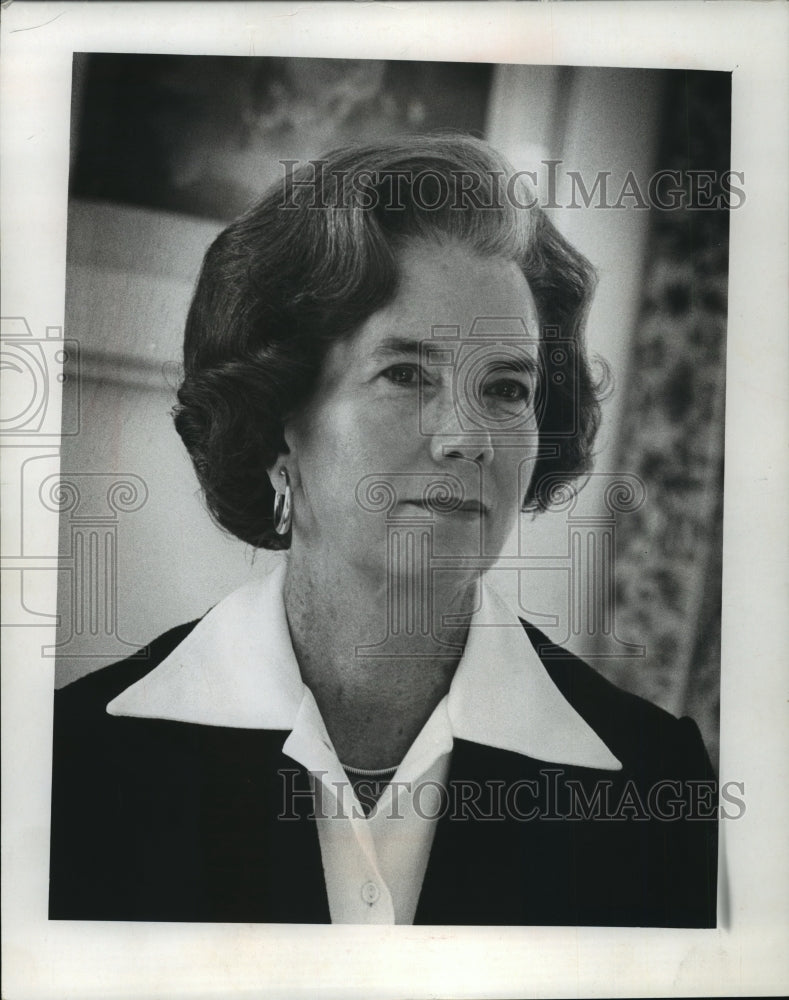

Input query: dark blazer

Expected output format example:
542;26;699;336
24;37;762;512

49;620;718;926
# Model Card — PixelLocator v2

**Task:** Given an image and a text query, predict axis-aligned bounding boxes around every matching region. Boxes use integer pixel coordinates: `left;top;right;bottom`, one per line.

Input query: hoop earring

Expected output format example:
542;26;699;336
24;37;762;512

272;469;292;535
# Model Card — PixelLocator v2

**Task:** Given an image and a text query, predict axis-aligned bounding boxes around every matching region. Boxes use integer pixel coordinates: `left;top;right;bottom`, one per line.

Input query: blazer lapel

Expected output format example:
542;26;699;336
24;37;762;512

194;728;331;923
414;738;633;926
415;739;542;925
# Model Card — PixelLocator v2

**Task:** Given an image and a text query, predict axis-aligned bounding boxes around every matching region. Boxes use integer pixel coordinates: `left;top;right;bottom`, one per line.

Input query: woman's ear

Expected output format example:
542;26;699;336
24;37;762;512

266;461;290;493
266;421;293;492
267;431;299;493
269;417;304;492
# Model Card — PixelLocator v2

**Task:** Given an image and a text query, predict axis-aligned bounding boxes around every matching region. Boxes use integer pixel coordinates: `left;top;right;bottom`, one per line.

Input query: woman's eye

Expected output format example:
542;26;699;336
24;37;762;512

485;379;529;402
382;364;420;385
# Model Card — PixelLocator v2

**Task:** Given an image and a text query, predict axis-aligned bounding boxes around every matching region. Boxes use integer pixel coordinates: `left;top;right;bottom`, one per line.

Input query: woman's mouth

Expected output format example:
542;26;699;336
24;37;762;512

401;498;489;516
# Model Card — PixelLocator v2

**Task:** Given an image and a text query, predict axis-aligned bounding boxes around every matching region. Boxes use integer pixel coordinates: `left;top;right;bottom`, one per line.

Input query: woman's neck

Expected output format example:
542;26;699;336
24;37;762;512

283;547;476;769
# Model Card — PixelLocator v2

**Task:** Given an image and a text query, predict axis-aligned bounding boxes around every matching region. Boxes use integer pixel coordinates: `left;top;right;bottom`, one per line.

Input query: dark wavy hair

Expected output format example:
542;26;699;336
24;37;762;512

174;133;606;549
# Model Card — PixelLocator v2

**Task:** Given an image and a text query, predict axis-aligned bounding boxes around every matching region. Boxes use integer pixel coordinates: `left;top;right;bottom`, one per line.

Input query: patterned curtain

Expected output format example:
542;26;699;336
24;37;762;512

600;72;731;770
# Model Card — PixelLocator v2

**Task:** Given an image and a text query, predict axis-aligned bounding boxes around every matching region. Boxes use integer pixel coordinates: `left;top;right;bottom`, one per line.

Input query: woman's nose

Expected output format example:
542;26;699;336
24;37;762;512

428;399;494;465
439;439;495;465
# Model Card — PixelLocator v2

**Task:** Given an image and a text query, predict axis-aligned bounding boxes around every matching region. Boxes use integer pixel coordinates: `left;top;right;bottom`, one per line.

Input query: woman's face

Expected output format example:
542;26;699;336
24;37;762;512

274;239;541;580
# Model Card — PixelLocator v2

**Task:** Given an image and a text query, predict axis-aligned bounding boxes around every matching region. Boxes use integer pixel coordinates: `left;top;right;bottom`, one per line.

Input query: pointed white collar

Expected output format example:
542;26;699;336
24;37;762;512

107;557;621;771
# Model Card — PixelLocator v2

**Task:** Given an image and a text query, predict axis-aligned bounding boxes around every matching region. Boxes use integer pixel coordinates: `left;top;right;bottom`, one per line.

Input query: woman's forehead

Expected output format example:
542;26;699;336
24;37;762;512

360;240;540;342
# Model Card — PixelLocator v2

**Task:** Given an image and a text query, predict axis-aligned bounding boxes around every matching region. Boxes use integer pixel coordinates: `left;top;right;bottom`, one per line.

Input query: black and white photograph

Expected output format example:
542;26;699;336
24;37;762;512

2;3;788;998
50;53;727;927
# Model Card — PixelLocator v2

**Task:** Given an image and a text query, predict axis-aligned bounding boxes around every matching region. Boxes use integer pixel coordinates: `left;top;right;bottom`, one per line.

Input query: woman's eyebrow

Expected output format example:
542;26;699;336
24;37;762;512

369;336;424;359
369;334;541;375
489;354;540;375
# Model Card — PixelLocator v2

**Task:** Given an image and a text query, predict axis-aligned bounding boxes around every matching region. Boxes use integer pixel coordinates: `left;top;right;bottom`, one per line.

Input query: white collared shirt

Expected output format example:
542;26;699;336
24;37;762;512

107;556;620;924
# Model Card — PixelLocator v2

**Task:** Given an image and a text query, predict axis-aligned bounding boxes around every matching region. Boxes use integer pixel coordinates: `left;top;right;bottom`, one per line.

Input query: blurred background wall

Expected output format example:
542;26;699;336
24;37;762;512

54;55;729;768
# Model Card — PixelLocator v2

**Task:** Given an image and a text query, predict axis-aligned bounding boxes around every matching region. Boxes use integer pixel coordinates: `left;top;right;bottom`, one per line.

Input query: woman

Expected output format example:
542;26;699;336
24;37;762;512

49;134;717;926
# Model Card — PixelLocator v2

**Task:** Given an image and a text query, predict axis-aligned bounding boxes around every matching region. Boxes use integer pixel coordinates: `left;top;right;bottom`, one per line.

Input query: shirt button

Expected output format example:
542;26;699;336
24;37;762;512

361;881;380;905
